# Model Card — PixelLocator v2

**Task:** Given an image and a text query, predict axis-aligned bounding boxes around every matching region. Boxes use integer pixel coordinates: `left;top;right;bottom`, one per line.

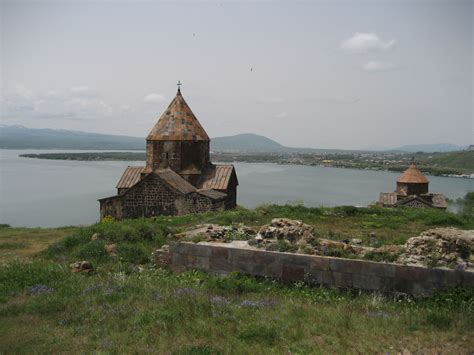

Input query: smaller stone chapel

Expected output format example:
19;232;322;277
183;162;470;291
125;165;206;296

99;85;238;220
378;160;446;209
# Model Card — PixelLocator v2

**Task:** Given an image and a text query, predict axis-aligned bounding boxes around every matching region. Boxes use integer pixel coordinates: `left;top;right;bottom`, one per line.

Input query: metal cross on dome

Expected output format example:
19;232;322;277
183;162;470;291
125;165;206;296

177;80;182;89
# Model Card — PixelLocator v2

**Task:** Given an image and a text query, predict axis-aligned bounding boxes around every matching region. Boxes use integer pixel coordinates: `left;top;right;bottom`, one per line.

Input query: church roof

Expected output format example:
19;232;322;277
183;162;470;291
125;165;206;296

197;189;227;200
156;169;196;194
116;166;147;189
396;162;429;184
198;164;237;191
146;88;210;141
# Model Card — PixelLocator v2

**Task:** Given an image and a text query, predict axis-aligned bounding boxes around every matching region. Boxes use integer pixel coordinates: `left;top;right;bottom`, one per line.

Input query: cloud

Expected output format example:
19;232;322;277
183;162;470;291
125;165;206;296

363;60;396;72
1;85;114;120
341;33;395;52
143;93;166;104
275;112;287;119
69;86;98;97
257;97;284;104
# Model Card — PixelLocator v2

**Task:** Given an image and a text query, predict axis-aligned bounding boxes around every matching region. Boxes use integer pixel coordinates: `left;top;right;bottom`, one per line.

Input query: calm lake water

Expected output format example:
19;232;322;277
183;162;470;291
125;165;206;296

0;149;472;227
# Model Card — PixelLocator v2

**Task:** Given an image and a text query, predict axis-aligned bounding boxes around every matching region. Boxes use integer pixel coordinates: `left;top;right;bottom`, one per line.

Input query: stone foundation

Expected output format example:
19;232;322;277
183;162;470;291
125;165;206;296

156;241;474;297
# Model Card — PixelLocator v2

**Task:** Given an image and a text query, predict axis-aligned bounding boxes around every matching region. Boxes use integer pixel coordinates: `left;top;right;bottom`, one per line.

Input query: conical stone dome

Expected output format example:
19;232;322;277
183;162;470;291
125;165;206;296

147;88;209;141
397;162;429;184
396;161;429;196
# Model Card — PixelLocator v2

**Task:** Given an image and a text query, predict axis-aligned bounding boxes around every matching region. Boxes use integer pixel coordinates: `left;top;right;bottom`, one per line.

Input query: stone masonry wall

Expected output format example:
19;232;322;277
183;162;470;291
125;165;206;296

179;192;225;215
102;174;226;219
159;242;474;297
123;174;179;217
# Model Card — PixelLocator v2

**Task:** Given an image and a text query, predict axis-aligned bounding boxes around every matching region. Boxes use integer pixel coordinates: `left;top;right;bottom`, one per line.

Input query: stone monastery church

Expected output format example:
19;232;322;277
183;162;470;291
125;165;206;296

99;86;238;219
378;160;446;209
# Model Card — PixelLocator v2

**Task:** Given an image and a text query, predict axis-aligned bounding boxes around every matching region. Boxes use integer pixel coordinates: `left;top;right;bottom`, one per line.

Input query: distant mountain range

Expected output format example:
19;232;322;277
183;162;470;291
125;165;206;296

0;125;467;153
0;125;144;150
211;133;287;152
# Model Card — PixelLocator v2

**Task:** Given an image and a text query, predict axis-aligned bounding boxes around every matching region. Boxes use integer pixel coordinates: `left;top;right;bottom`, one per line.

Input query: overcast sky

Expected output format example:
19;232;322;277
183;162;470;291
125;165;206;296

1;0;472;149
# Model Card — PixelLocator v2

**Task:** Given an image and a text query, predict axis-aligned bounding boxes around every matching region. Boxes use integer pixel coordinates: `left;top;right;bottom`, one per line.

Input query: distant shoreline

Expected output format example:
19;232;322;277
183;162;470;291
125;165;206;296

19;152;474;179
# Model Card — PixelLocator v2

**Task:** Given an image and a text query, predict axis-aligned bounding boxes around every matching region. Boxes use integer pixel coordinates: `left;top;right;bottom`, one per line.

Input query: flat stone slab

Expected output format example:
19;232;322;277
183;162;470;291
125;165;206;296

156;241;474;297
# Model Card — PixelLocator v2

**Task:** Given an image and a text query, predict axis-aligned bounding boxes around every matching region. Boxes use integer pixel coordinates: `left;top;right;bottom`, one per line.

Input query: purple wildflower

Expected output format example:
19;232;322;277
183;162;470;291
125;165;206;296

82;284;103;295
152;291;163;301
240;299;277;308
240;300;260;308
28;284;54;295
210;295;230;305
104;285;123;295
175;287;197;297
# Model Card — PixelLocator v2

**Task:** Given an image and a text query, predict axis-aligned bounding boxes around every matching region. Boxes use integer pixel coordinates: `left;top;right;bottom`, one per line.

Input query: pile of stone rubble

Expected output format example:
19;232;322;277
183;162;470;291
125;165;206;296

175;223;256;242
397;228;474;269
176;219;473;270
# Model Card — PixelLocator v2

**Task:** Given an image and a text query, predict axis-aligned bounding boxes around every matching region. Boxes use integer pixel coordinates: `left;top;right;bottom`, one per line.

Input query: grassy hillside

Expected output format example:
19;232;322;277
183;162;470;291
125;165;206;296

415;151;474;174
1;204;473;353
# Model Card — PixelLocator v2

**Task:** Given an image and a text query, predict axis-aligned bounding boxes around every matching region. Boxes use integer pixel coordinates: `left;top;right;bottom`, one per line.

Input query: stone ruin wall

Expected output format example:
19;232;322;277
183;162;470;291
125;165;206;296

156;242;474;297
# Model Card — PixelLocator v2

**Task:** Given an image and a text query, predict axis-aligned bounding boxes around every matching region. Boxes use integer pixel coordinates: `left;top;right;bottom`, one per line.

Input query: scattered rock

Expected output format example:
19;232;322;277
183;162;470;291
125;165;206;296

105;243;117;256
349;238;363;245
70;260;93;273
28;284;54;295
176;223;255;242
258;218;315;243
368;232;379;247
154;245;171;268
91;233;102;241
397;228;473;268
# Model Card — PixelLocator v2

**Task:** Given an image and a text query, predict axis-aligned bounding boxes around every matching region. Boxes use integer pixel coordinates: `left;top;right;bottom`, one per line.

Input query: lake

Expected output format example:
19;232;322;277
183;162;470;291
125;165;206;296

0;149;472;227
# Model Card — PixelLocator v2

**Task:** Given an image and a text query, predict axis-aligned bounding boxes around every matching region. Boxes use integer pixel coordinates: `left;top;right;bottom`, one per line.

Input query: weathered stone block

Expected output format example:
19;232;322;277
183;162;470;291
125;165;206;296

281;264;305;282
330;271;354;288
174;243;212;257
308;256;330;272
352;274;381;290
185;255;209;269
211;246;229;259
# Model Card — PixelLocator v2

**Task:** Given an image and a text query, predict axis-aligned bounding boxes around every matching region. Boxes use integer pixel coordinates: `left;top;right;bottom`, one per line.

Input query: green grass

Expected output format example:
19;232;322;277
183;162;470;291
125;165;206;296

0;204;473;353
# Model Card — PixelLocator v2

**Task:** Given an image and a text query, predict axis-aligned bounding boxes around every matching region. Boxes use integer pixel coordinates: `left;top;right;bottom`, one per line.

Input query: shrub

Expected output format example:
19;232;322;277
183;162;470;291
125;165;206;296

424;213;465;227
237;323;280;344
207;272;266;294
425;312;453;330
117;244;149;264
0;261;66;297
76;240;108;261
333;205;359;217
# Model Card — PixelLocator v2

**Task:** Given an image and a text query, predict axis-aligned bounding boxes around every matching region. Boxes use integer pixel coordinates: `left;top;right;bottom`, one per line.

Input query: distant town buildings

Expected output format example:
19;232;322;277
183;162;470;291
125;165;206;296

378;161;447;209
99;86;238;219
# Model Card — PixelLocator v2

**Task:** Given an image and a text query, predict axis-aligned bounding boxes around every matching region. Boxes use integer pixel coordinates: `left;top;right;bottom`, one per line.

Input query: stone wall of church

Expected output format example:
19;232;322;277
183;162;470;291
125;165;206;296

121;174;180;217
146;140;210;175
101;174;225;220
100;197;124;220
396;182;429;196
178;192;225;215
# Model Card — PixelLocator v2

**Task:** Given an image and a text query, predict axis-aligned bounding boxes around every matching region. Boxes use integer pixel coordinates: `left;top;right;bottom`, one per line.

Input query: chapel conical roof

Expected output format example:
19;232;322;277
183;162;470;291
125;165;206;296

397;161;429;184
146;88;210;141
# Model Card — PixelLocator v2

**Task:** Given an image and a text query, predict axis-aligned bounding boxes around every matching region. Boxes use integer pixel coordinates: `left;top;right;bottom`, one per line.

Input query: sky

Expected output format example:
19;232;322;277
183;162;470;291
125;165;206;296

1;0;472;150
